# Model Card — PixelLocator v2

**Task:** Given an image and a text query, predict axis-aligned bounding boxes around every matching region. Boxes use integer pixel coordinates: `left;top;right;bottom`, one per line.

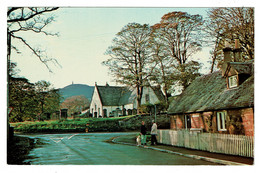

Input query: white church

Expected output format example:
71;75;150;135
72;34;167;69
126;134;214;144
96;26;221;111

89;83;164;118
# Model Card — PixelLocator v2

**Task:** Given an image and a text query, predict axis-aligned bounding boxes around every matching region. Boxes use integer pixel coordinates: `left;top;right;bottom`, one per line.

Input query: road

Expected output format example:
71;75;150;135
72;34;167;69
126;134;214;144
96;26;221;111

22;132;218;165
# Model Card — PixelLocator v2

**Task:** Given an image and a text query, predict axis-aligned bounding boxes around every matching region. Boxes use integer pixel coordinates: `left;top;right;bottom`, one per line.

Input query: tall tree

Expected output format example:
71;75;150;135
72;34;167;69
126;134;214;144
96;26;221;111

149;33;173;105
35;80;62;120
9;77;38;122
9;79;62;122
151;11;203;92
207;7;254;61
103;23;156;114
7;7;59;75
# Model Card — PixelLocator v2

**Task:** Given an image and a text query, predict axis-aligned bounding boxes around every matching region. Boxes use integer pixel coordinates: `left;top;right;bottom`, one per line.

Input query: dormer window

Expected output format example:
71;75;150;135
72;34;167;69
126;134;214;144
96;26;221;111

228;75;238;88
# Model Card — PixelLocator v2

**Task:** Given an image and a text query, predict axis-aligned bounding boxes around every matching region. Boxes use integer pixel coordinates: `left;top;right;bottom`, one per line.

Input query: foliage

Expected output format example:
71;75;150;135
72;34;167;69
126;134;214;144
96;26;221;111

9;77;38;122
154;101;168;113
34;80;62;120
139;103;154;114
61;95;90;116
11;116;133;133
11;114;171;133
9;78;62;122
226;112;245;135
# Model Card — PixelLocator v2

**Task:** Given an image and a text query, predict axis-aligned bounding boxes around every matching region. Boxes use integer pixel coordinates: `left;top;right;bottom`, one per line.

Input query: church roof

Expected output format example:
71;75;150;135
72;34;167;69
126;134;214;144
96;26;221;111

96;84;165;106
96;85;133;106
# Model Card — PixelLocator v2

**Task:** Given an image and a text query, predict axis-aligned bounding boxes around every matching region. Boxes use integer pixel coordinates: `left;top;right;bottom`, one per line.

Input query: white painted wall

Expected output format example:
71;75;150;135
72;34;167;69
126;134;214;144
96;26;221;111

90;86;161;118
141;87;160;104
133;87;161;108
89;86;103;118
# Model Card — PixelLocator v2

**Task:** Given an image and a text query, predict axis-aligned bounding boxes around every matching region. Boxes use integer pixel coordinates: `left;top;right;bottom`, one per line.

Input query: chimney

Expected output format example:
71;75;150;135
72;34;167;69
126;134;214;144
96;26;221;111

233;38;241;62
223;41;233;63
220;41;233;76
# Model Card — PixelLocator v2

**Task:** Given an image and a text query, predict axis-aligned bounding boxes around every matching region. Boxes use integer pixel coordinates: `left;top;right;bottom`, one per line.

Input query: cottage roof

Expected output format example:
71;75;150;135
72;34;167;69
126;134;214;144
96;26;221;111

168;70;254;114
228;61;253;75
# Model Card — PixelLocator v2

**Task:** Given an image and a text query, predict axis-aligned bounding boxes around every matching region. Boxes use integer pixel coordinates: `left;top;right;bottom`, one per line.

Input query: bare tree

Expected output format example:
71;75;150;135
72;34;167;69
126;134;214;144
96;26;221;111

207;7;254;61
204;18;224;73
149;33;174;105
7;7;59;75
152;12;204;65
103;23;156;114
151;11;203;91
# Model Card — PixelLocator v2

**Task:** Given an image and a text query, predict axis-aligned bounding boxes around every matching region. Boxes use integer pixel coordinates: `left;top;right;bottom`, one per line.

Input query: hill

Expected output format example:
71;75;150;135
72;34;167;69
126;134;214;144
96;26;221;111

59;84;94;101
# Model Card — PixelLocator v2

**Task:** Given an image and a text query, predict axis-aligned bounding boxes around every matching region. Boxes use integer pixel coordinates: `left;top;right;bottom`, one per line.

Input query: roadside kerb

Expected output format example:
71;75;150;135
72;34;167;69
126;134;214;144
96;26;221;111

112;136;248;166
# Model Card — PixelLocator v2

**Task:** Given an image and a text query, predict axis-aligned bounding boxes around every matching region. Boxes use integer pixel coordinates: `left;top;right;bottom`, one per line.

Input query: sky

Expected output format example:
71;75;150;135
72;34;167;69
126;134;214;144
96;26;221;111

3;2;257;89
8;7;212;89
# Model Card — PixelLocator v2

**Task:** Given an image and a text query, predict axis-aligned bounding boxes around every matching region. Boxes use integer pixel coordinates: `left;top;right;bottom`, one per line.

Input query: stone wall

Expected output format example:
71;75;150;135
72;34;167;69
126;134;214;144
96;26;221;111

169;108;254;136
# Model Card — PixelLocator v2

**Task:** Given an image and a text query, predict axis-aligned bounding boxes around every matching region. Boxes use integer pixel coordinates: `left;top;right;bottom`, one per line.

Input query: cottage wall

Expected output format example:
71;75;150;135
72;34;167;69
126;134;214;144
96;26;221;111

190;113;204;129
169;108;254;136
241;108;254;136
170;115;184;129
89;86;103;117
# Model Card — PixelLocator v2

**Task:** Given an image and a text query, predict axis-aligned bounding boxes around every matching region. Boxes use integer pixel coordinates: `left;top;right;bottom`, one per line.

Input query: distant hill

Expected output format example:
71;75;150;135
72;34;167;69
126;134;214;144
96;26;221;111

59;84;94;101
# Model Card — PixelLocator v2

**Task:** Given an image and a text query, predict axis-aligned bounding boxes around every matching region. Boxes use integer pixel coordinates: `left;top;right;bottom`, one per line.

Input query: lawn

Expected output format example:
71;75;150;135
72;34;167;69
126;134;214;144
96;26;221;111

10;115;136;133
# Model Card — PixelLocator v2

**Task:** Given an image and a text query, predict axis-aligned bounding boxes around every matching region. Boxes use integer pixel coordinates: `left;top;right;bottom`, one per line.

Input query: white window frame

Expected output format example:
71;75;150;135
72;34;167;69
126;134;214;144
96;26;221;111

217;112;227;131
228;75;238;88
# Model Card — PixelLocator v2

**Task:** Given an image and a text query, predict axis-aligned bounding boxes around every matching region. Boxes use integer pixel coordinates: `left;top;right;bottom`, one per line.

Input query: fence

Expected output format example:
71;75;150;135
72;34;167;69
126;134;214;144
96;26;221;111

157;129;254;158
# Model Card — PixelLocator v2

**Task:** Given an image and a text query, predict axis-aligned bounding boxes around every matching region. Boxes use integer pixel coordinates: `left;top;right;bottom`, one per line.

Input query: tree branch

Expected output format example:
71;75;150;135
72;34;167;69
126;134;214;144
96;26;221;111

7;7;59;23
11;34;54;72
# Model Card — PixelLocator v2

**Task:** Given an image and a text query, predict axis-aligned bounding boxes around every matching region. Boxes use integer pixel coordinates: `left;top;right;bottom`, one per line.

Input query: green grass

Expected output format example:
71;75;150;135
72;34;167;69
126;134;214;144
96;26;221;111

11;115;136;133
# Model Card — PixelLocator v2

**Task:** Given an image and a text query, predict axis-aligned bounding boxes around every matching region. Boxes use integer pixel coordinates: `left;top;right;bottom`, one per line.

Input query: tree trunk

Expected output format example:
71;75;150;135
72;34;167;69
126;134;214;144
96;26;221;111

210;54;216;73
136;85;143;115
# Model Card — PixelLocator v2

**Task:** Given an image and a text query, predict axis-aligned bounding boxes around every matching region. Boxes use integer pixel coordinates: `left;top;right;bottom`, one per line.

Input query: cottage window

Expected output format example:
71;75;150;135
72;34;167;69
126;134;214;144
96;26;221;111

228;75;238;88
217;112;227;131
185;115;191;129
145;94;150;103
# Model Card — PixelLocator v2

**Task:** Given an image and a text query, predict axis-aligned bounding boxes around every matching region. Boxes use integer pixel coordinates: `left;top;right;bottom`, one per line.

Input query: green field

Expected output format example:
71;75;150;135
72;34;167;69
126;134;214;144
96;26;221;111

11;115;136;133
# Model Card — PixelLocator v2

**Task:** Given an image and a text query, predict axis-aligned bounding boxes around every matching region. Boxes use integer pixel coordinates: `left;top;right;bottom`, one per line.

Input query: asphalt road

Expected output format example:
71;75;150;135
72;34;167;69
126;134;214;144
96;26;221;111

22;132;218;165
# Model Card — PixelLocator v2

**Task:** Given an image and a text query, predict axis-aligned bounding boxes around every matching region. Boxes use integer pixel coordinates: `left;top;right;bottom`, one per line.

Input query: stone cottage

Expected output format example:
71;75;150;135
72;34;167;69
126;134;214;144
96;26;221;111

168;42;254;136
90;83;164;118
